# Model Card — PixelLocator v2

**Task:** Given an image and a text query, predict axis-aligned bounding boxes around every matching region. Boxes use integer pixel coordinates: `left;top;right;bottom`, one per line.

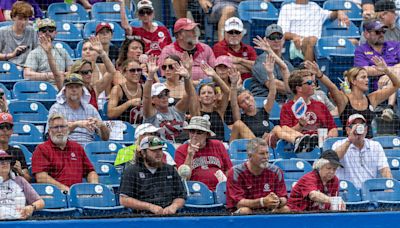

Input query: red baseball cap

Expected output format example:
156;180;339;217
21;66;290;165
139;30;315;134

0;150;13;160
174;18;199;33
96;22;113;34
0;112;13;125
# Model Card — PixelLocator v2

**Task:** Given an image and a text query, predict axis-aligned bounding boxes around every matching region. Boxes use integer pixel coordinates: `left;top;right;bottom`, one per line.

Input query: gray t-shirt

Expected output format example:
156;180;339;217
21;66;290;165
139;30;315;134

25;46;73;75
359;25;400;44
250;52;294;102
311;90;336;112
0;25;38;66
48;102;103;147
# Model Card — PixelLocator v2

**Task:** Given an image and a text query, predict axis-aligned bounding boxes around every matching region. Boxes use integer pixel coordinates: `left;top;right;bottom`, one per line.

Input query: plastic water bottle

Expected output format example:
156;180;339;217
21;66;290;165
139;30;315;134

14;191;26;218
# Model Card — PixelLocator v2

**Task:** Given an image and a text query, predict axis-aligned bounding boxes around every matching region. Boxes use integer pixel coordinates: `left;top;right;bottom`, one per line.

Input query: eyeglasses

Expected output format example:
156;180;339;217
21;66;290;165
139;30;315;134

302;80;315;86
161;64;175;71
0;123;13;130
79;70;92;75
138;9;153;16
39;27;56;33
0;159;11;164
189;129;207;135
370;29;386;35
227;30;241;35
268;33;283;41
49;125;68;131
156;90;169;98
128;68;143;73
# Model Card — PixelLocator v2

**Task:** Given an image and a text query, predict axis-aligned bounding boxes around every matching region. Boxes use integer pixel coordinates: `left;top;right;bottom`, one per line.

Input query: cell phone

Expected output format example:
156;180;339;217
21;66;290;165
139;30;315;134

16;46;29;56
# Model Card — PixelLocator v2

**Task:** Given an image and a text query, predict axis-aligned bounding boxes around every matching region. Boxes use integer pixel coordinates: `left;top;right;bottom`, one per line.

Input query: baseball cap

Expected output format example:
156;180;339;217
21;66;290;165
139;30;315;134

215;55;233;68
174;18;199;33
96;22;113;34
265;24;283;37
320;150;343;168
0;150;13;160
375;0;398;12
224;17;244;32
36;18;56;29
363;19;387;31
137;0;154;11
183;116;216;136
134;123;163;139
0;113;13;125
151;83;169;97
64;73;84;86
140;136;164;150
346;114;367;127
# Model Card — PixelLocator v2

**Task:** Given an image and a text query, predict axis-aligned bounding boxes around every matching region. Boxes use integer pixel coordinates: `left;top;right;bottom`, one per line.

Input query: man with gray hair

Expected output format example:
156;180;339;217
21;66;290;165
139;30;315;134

32;113;98;193
226;138;289;214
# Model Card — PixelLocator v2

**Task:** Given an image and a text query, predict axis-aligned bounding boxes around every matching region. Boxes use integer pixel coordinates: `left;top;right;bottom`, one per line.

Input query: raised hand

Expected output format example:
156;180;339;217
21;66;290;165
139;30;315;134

200;62;217;77
253;35;273;53
89;36;103;54
228;67;240;86
146;55;159;76
263;54;276;76
372;56;388;73
174;62;190;79
181;52;193;70
304;60;322;77
39;35;52;54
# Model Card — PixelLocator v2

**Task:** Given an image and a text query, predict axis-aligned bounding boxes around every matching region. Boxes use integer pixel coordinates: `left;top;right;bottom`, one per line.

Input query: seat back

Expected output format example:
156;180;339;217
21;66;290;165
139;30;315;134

361;178;400;201
0;83;13;100
323;0;362;22
9;101;49;123
53;41;77;60
215;181;227;205
83;21;126;42
13;81;57;105
10;123;43;144
69;183;117;207
243;78;252;90
32;184;68;209
84;141;123;163
0;61;23;85
339;180;362;202
253;96;281;122
93;163;121;186
388;157;400;181
273;159;312;180
372;136;400;157
47;3;90;22
186;181;215;205
323;137;346;151
91;2;133;22
322;19;360;39
238;1;279;22
315;37;356;59
285;179;298;195
55;22;83;42
105;121;135;145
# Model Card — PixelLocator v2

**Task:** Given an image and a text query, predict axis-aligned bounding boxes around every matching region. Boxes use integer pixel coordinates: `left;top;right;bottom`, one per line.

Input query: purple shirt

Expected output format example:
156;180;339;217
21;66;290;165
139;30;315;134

354;41;400;67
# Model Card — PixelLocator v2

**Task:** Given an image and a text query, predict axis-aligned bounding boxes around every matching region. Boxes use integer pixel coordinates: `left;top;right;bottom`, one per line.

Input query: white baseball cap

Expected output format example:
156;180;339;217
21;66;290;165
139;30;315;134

134;123;163;139
224;17;244;32
137;0;154;11
151;83;169;97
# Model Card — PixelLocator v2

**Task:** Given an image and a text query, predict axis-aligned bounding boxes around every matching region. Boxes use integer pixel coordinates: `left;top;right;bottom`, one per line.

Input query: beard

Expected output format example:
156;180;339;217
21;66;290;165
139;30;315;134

144;154;163;168
50;133;68;145
186;37;198;47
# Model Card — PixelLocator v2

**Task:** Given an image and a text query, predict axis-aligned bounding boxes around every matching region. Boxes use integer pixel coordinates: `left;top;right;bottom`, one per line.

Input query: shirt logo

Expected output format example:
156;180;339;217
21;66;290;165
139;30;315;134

70;152;77;161
364;52;373;55
305;111;317;125
139;172;145;178
167;175;172;179
263;183;271;192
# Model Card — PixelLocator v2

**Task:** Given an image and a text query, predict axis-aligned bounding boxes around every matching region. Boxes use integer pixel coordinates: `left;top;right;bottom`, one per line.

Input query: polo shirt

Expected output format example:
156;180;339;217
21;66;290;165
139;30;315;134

212;40;257;80
226;162;287;209
119;162;186;208
31;140;95;187
132;26;172;56
332;138;389;189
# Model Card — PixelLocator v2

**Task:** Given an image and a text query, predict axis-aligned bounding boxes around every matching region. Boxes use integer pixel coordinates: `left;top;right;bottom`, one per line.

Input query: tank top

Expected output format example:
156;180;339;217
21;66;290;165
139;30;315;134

88;88;98;110
340;95;376;138
242;108;271;137
201;111;225;141
116;84;143;124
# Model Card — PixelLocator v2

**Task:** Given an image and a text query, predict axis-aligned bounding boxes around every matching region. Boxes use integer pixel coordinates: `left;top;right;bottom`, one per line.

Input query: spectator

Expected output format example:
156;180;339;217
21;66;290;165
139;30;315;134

0;113;30;182
332;114;392;189
32;113;99;193
277;0;349;61
120;0;172;56
0;89;8;113
158;18;216;82
251;25;292;102
213;17;257;80
280;69;338;148
174;116;233;191
226;138;289;214
287;150;345;211
115;37;145;73
95;22;120;65
48;73;110;147
361;0;400;19
0;0;43;21
0;151;44;220
143;55;195;143
119;136;186;215
161;55;185;101
24;18;73;88
0;1;38;66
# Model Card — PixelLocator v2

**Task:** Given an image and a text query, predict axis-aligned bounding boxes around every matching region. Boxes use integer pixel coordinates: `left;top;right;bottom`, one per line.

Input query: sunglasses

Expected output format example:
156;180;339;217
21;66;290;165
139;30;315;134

302;80;315;86
189;129;207;135
227;30;241;35
79;70;93;75
161;64;175;71
128;68;143;73
268;33;283;41
39;27;56;33
0;123;13;130
369;29;386;35
49;125;68;131
0;92;4;97
138;9;153;16
156;90;169;98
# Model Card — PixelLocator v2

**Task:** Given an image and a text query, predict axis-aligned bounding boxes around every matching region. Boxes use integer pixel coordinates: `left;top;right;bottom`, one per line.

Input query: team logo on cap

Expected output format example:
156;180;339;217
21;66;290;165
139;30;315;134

1;115;8;120
229;19;240;26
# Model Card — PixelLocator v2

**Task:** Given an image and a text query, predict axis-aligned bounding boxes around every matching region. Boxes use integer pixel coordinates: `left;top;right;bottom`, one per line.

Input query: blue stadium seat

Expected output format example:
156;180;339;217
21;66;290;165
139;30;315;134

85;141;123;164
243;78;252;90
284;179;298;196
106;121;135;145
13;81;57;109
387;157;400;181
253;96;281;124
31;183;79;217
223;123;231;142
53;41;78;60
10;123;43;150
273;159;312;180
238;1;279;44
9;144;32;166
214;181;227;205
184;181;224;212
323;0;362;26
0;61;23;90
361;178;400;210
321;19;360;39
83;21;126;42
339;180;372;210
315;37;355;87
9;101;49;125
69;183;128;216
47;3;90;23
323;137;346;151
75;40;84;59
0;83;13;100
163;141;176;158
91;2;134;22
372;136;400;157
93;162;121;187
274;140;320;162
334;117;344;136
54;22;83;43
229;139;250;165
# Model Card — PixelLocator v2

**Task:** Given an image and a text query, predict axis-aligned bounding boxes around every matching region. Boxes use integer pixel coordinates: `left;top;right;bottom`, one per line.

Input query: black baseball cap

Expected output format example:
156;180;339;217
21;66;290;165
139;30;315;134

320;150;343;168
375;0;398;12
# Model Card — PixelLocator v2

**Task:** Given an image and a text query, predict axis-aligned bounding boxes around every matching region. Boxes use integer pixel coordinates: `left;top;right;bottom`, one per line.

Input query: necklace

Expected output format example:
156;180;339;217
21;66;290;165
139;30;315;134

124;83;139;98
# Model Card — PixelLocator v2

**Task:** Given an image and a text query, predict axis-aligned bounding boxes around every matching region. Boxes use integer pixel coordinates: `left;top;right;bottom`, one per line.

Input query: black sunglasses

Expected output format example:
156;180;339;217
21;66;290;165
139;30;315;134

39;27;56;33
0;123;13;130
79;70;93;75
161;64;174;71
128;68;142;73
227;30;241;35
189;129;207;135
302;80;315;86
268;33;283;41
373;29;386;35
138;9;153;16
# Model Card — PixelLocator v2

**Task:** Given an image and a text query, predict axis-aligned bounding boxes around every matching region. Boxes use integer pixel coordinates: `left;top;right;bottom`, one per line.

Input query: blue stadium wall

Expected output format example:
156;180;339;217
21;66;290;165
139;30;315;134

2;212;400;228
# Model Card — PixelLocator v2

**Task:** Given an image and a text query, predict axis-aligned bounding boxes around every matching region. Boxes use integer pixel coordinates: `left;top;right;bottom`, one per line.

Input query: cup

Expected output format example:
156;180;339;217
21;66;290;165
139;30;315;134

330;196;344;211
318;128;328;148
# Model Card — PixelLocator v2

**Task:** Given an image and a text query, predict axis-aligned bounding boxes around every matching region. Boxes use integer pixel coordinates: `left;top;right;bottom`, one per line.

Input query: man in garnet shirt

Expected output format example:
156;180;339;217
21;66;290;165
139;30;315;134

287;150;345;211
213;17;257;80
174;116;232;191
32;113;98;193
226;138;289;214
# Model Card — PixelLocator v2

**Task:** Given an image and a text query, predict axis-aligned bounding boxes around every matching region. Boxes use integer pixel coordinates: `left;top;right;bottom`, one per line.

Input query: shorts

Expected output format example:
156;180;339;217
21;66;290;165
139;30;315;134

209;0;240;22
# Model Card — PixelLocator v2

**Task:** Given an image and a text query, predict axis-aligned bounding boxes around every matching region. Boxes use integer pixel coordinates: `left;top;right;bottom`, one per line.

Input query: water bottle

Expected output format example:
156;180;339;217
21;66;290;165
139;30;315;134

14;191;26;218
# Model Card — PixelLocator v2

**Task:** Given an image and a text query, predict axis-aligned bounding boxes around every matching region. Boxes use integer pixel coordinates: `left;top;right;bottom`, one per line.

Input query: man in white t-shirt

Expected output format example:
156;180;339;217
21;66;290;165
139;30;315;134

332;114;392;189
277;0;349;61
